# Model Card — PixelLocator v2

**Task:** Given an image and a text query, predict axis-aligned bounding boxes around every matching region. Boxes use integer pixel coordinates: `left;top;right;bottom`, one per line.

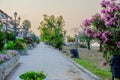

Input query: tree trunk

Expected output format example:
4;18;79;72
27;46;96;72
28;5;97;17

99;41;103;52
87;41;90;50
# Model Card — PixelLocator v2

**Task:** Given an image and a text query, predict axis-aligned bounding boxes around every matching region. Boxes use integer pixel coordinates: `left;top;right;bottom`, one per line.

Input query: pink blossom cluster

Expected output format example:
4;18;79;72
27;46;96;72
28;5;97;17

0;50;17;64
84;27;93;37
83;13;101;27
0;54;11;63
116;41;120;48
93;33;102;39
83;0;120;56
101;0;120;27
83;19;91;27
7;50;17;56
83;0;120;45
100;60;107;67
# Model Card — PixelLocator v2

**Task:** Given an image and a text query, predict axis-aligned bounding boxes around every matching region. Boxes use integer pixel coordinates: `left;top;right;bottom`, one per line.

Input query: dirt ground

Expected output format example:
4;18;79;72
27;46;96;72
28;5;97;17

62;45;104;67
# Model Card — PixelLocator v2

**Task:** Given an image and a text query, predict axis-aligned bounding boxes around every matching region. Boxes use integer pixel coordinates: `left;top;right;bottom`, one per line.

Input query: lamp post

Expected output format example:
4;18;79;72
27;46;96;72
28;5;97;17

14;12;17;43
13;12;21;43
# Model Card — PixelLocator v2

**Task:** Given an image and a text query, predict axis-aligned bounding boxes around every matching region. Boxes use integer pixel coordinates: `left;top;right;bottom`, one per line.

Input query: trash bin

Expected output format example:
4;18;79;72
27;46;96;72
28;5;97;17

70;48;79;58
111;55;120;80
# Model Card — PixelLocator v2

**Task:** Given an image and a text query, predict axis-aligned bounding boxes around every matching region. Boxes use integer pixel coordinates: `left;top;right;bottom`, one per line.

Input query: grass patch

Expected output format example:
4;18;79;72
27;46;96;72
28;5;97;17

73;58;112;80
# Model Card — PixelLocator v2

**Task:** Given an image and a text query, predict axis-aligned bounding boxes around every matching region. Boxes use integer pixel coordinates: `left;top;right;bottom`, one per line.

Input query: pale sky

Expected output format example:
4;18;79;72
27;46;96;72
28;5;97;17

0;0;101;36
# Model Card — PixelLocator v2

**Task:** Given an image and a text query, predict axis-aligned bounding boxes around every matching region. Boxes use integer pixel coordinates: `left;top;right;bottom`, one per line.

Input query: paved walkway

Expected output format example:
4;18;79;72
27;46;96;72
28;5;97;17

6;42;92;80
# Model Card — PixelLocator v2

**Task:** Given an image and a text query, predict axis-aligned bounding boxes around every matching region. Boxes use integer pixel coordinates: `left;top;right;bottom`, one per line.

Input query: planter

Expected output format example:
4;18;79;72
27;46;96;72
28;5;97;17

70;48;79;58
17;50;27;55
0;54;20;80
27;45;33;50
111;55;120;79
33;43;37;48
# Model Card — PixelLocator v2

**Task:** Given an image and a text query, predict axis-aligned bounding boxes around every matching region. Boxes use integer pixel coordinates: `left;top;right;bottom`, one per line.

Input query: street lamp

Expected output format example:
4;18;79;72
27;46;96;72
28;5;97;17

14;12;21;43
18;16;21;25
14;12;17;42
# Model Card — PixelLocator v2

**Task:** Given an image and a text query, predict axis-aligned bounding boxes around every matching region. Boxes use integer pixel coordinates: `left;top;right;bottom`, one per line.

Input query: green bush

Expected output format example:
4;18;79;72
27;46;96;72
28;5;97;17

5;39;27;50
0;23;5;51
7;32;14;41
67;36;75;42
15;39;27;50
19;71;46;80
0;31;5;51
52;33;64;49
79;44;87;48
5;41;15;50
31;34;40;43
17;38;27;44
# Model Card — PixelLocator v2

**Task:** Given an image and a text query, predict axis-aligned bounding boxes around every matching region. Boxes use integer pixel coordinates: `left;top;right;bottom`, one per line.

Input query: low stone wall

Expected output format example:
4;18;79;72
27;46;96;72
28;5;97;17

27;45;33;50
33;43;38;48
0;54;20;80
17;50;27;55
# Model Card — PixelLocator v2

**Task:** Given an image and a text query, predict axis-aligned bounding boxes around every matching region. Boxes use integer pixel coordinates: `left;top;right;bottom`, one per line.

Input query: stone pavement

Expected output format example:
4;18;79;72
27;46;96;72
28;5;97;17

6;42;92;80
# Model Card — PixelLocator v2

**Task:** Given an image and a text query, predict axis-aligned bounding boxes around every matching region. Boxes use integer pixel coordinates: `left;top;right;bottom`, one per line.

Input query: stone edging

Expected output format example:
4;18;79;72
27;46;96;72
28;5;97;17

17;50;27;55
0;54;20;80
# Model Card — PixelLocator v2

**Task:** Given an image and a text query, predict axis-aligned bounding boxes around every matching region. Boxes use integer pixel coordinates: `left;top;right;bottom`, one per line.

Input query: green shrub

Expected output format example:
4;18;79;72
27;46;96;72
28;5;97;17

5;41;15;50
52;34;64;49
79;44;87;48
7;32;14;41
17;38;27;44
19;71;46;80
14;39;27;50
31;34;40;43
5;39;27;50
0;31;5;51
67;36;75;42
0;23;5;51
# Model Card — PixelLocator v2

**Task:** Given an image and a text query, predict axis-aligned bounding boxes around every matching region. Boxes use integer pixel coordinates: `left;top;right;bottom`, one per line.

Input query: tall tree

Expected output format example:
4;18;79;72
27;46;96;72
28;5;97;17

22;20;31;37
38;14;65;49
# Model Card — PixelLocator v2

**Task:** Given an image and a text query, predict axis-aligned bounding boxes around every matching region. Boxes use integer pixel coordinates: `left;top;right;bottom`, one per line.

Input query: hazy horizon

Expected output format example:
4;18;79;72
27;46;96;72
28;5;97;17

1;0;101;36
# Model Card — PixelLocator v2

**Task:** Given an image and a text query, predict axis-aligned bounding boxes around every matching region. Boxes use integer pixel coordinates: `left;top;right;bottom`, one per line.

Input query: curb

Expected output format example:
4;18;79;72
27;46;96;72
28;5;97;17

61;53;101;80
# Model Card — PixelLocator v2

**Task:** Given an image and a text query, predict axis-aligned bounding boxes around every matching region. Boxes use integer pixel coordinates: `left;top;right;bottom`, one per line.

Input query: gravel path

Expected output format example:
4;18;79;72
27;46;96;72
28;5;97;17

6;42;92;80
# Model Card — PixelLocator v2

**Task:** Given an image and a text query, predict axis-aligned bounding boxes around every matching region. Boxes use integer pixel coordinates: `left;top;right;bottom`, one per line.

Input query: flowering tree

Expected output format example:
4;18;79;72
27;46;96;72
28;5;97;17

83;0;120;62
79;32;93;50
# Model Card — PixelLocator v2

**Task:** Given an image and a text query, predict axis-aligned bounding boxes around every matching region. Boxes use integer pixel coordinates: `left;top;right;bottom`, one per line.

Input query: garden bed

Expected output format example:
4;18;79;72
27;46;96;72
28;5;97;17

0;54;20;80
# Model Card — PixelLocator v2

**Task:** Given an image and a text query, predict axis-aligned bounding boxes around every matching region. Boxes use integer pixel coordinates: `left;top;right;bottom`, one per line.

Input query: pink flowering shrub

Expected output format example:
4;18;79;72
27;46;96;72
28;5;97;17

100;60;107;67
83;0;120;63
0;54;11;64
0;50;17;64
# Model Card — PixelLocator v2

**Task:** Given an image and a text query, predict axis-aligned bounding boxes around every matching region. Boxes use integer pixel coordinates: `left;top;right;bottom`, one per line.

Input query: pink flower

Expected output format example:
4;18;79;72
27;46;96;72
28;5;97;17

83;19;91;27
101;0;110;8
85;27;92;37
118;3;120;8
101;32;109;43
100;60;107;67
101;18;106;22
116;41;120;48
93;33;101;38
